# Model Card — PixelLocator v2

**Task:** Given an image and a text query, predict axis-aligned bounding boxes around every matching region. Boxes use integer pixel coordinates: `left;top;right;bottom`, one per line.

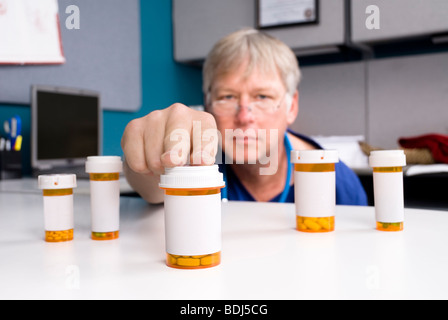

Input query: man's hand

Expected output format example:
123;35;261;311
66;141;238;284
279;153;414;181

121;103;218;177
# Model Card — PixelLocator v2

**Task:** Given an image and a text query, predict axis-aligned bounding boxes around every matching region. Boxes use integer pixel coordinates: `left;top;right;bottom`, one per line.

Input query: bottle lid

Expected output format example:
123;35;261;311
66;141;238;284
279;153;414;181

85;156;123;173
159;165;225;189
38;174;77;190
369;150;407;168
291;150;339;164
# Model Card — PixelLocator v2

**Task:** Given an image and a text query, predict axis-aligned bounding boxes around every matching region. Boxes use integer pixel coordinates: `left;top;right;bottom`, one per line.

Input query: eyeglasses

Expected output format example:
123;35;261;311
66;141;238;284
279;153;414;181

210;94;287;117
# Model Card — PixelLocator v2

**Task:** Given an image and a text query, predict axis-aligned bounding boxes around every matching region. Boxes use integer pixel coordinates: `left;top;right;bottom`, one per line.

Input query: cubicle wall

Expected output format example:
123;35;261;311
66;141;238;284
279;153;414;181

174;0;448;149
291;52;448;149
0;0;142;112
351;0;448;43
173;0;346;63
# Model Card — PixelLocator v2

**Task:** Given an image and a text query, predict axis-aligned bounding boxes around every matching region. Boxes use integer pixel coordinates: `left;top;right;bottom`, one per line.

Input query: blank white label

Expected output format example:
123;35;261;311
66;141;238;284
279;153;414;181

164;194;221;256
90;180;120;232
294;171;336;218
373;172;404;222
43;195;74;231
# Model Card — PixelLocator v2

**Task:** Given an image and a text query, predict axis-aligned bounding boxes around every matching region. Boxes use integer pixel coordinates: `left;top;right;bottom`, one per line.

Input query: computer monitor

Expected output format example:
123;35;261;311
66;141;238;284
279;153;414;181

31;85;102;176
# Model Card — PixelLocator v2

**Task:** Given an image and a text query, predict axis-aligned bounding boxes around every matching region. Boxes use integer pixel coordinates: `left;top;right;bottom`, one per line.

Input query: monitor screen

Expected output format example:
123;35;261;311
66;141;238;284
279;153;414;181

32;86;101;170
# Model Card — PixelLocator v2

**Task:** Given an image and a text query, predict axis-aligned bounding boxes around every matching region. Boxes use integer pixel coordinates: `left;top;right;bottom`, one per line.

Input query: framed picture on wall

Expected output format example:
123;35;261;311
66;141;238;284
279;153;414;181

257;0;319;29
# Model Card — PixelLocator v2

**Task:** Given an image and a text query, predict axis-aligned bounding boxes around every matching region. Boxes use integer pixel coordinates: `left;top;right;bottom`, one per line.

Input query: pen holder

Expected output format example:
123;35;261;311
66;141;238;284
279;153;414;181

0;151;22;180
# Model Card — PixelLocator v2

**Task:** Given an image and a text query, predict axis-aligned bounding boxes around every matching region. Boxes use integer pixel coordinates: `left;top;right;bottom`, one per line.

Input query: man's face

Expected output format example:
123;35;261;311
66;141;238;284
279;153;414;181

209;62;294;166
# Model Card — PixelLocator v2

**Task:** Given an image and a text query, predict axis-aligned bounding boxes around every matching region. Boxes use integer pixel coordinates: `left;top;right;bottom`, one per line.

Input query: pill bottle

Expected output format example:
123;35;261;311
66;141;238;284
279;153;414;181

159;165;225;269
291;150;339;233
38;174;77;243
369;150;406;232
85;156;123;240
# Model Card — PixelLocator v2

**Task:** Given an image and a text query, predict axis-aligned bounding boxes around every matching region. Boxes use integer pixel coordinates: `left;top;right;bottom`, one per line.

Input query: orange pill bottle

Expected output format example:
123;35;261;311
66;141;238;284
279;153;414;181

38;174;77;242
159;165;225;269
291;150;339;233
369;150;406;232
85;156;123;241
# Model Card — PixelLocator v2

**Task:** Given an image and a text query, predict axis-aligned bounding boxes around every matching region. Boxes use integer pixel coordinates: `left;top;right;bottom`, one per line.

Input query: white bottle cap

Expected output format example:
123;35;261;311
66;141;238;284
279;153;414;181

291;150;339;164
38;174;77;190
159;165;225;189
369;150;407;168
85;156;123;173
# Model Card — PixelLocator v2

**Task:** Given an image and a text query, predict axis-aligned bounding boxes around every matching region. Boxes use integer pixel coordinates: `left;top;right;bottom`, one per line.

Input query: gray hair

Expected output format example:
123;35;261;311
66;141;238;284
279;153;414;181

203;28;301;103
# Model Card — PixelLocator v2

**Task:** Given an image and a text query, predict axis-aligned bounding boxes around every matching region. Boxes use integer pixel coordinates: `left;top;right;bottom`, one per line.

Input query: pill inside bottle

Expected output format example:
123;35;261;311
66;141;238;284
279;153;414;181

38;174;77;243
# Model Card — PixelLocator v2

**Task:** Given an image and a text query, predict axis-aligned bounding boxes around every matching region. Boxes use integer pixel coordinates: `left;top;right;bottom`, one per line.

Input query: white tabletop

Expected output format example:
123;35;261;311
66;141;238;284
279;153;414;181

0;190;447;300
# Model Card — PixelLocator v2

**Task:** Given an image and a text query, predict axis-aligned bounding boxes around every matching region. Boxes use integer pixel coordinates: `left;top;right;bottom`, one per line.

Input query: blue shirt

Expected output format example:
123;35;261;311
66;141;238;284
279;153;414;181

218;131;368;206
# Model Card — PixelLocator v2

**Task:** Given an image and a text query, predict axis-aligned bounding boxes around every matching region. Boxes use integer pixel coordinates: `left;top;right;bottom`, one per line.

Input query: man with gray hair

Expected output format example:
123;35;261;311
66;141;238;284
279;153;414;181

121;28;367;205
